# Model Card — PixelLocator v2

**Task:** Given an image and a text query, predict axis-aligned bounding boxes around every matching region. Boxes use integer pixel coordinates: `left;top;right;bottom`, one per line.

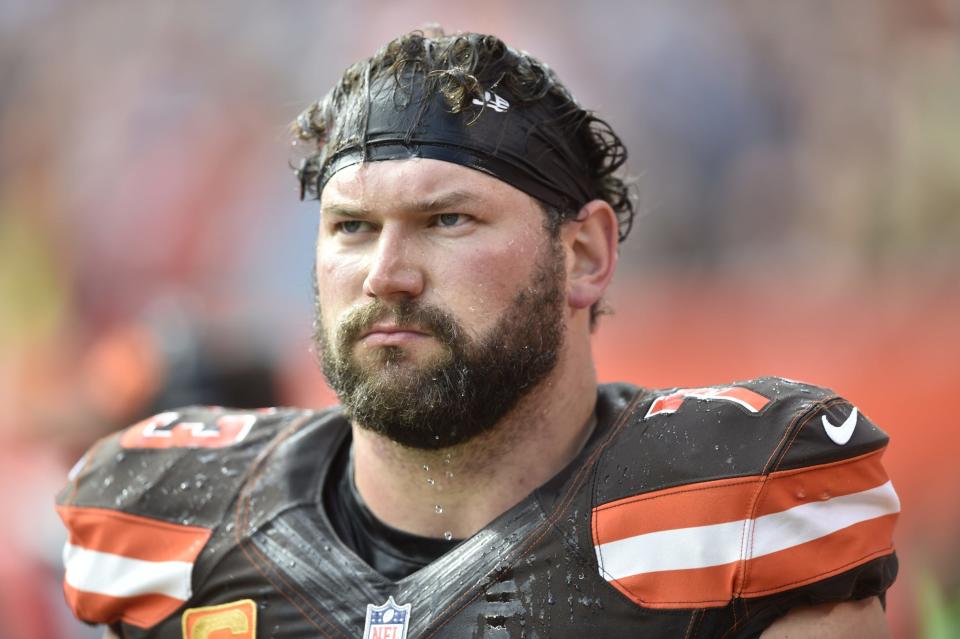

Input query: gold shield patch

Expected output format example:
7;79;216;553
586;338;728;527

182;599;257;639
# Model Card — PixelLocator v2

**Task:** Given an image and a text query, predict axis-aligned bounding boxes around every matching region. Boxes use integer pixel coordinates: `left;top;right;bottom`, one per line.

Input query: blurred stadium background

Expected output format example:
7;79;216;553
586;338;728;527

1;1;958;637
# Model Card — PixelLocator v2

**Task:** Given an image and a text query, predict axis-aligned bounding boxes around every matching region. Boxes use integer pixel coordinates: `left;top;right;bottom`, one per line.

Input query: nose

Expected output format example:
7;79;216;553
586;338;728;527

362;226;425;301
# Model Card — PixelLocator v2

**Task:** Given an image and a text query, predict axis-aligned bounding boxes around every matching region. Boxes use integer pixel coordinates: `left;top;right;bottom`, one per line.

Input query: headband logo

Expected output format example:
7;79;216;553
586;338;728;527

472;90;510;113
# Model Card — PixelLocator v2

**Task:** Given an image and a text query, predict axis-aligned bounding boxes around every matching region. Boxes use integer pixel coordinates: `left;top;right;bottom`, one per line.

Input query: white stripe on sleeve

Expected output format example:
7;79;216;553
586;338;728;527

750;480;900;557
62;543;193;600
595;480;900;582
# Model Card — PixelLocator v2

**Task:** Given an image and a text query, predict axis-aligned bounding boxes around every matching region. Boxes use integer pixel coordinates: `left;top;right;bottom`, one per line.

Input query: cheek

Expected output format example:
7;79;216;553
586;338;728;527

439;242;542;323
315;251;367;320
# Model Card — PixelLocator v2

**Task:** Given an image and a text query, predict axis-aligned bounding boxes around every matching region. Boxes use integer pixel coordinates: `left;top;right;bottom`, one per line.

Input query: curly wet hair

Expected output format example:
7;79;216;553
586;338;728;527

291;30;635;243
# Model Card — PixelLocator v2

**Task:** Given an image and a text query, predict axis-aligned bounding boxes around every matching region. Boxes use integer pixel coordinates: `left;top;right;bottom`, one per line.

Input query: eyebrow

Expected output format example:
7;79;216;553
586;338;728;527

322;189;479;218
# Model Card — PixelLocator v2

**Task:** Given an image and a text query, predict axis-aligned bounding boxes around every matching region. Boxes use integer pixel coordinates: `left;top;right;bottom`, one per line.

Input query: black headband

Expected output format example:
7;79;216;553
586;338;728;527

317;72;594;212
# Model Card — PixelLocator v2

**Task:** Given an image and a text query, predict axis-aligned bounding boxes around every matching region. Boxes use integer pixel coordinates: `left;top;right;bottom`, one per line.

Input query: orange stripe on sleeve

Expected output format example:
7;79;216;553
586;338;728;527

593;475;764;546
63;583;185;628
592;449;889;547
741;514;898;597
603;514;897;609
56;506;211;563
754;449;890;518
608;562;740;609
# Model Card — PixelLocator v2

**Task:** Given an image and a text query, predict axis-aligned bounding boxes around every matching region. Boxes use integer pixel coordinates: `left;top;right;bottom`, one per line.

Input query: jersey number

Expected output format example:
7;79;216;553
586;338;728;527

120;412;257;449
645;386;770;419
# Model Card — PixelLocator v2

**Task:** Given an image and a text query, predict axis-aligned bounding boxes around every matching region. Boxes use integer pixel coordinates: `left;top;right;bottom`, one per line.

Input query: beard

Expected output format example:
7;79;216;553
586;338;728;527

313;241;566;450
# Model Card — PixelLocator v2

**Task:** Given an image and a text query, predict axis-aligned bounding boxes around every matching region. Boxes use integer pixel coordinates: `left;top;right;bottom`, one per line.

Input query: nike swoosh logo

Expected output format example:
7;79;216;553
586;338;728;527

822;407;858;445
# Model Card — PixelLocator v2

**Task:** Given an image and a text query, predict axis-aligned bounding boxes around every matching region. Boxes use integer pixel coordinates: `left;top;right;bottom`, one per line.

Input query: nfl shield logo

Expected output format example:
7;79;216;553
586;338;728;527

362;596;411;639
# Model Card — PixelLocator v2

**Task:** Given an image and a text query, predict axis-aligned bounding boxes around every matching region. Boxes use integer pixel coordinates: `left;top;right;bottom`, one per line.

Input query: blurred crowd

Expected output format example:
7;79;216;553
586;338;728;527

1;1;958;637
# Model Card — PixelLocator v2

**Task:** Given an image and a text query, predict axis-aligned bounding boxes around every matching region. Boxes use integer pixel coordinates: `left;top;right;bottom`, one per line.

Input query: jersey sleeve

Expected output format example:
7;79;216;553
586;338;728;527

55;406;279;630
590;378;899;635
729;393;900;634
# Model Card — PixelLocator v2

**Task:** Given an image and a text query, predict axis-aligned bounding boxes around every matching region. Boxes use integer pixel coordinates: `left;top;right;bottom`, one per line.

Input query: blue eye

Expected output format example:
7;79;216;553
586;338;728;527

436;213;465;227
337;220;369;234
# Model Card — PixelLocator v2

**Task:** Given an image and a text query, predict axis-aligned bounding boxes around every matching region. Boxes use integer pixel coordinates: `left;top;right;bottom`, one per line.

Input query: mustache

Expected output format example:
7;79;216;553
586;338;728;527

335;299;463;348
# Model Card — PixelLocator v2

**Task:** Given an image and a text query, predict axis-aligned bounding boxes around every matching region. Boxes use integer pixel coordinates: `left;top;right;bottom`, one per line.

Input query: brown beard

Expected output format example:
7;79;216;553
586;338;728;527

313;240;566;449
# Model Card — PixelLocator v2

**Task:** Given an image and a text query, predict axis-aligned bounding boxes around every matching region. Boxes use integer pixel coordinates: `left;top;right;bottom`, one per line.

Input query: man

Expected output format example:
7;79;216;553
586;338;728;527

58;31;899;638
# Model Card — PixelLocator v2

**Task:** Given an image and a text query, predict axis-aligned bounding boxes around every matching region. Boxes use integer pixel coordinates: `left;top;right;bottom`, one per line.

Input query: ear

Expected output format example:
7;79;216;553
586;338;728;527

560;199;619;310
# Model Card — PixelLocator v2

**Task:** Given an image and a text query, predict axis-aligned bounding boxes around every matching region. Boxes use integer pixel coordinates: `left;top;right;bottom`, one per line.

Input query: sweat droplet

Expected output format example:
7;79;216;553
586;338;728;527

422;464;430;472
443;531;453;540
434;505;443;513
426;478;435;485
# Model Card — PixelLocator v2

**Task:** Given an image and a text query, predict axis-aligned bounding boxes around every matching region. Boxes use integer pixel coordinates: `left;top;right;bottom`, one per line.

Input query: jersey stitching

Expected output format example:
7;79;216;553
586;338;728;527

736;399;825;599
549;506;597;568
420;389;647;639
754;395;844;481
593;476;763;511
233;412;348;639
593;477;762;605
187;417;313;607
682;609;703;639
767;397;849;473
720;600;765;639
237;414;344;638
593;444;883;519
591;487;605;582
725;395;811;604
588;398;654;579
740;396;895;599
740;546;896;596
733;477;765;604
693;609;706;638
721;554;895;637
719;602;743;639
239;537;335;636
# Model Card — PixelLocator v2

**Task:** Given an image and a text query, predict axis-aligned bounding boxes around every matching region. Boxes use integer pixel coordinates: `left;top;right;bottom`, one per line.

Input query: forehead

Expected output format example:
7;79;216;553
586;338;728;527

320;158;539;213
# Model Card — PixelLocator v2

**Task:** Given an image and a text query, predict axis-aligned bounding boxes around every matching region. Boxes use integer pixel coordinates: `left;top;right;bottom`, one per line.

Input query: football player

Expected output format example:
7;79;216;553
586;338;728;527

58;30;898;638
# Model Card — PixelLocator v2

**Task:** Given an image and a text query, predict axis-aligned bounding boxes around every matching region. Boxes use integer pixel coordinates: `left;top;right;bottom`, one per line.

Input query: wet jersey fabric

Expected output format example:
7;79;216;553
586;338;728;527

323;439;462;581
57;378;899;638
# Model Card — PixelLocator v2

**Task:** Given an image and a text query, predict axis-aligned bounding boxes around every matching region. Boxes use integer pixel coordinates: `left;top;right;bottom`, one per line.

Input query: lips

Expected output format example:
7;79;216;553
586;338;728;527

358;324;430;346
335;300;457;350
361;323;428;338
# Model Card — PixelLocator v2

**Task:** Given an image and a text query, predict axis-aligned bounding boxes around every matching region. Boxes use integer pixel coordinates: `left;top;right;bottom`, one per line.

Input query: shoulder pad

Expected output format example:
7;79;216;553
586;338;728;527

56;406;315;629
58;406;308;523
600;377;889;494
591;377;898;609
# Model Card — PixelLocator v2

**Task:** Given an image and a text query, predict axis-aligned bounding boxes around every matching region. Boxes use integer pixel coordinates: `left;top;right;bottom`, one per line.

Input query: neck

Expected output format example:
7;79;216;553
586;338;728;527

351;340;598;540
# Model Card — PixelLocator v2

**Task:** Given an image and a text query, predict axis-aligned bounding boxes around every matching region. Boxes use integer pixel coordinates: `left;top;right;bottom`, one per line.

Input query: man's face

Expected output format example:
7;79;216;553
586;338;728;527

314;158;568;449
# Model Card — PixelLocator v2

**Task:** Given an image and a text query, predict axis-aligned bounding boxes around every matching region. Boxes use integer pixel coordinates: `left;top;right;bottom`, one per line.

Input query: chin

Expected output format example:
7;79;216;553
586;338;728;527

359;343;449;369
